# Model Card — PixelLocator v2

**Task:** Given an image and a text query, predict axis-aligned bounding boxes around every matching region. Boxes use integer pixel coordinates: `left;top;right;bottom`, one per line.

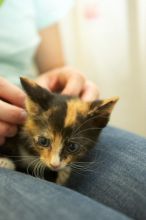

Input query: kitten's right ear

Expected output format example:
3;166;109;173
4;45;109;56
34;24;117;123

87;96;119;128
20;77;54;111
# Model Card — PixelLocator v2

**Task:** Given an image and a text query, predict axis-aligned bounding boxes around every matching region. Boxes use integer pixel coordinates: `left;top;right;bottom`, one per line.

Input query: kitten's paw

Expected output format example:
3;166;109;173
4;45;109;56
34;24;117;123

0;158;15;170
56;167;71;185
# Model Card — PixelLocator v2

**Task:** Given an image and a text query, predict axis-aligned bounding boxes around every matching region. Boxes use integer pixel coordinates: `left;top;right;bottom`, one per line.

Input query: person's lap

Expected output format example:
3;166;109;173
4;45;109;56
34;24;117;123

0;168;130;220
67;126;146;220
0;126;146;220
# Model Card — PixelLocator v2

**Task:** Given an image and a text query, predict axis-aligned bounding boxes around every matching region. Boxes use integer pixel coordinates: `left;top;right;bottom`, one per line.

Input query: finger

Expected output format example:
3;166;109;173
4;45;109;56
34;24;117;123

48;74;64;92
0;121;18;137
62;75;86;96
0;77;26;107
0;137;5;146
35;76;50;90
0;100;27;124
36;71;64;92
80;81;100;101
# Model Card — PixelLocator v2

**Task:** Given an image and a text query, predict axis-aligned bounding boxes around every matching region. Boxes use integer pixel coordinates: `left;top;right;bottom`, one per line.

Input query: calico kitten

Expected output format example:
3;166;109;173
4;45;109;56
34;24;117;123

0;78;118;184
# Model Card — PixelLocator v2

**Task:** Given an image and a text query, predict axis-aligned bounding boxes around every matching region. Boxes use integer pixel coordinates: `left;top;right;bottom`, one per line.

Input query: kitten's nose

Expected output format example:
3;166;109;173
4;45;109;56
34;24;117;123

50;163;60;170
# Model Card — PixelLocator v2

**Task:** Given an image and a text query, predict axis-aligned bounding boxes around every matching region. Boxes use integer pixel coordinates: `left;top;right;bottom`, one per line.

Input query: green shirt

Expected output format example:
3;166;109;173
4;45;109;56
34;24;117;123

0;0;73;85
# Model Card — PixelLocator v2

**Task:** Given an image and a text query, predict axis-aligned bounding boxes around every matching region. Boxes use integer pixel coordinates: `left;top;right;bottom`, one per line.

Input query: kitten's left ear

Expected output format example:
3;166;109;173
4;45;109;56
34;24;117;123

20;77;54;111
88;97;119;128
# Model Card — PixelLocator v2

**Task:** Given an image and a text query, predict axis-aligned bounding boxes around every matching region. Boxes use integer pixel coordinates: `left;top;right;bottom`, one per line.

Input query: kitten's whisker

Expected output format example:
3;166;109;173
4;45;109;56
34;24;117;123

70;164;87;170
71;151;100;170
72;115;105;136
3;155;38;158
71;164;96;174
70;136;97;145
73;163;96;169
72;127;101;138
39;163;45;179
36;161;41;178
37;161;43;178
39;162;45;179
11;158;35;162
70;166;87;176
70;164;97;173
40;160;48;179
37;161;42;178
65;140;85;149
11;156;39;164
26;158;39;176
71;164;96;172
33;161;39;177
74;161;96;164
71;165;88;170
31;161;37;177
72;163;95;169
42;165;46;179
34;160;43;178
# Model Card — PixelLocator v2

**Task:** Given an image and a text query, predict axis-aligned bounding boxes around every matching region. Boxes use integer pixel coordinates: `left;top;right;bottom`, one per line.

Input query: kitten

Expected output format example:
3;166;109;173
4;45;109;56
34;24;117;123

0;78;118;185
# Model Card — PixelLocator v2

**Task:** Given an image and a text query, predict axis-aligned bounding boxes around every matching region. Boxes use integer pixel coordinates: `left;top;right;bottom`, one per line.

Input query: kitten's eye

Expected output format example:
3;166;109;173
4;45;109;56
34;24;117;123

37;137;51;148
66;142;80;153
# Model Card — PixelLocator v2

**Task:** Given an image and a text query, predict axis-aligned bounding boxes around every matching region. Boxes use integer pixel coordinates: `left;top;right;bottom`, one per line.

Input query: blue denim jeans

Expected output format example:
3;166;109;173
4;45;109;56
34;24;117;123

0;127;146;220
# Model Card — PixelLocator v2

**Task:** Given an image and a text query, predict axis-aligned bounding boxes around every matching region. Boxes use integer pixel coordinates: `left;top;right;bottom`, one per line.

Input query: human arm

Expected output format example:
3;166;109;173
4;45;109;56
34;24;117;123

35;24;100;101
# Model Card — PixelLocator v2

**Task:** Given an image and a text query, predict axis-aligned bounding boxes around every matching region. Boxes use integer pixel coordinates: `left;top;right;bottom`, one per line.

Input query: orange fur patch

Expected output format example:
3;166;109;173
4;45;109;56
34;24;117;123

63;155;72;165
100;96;119;113
25;98;39;115
24;118;40;135
64;99;89;127
40;134;63;166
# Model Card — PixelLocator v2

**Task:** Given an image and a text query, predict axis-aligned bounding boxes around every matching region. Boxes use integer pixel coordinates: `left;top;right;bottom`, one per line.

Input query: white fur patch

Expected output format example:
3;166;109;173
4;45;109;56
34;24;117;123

56;167;71;185
50;154;61;167
0;158;15;170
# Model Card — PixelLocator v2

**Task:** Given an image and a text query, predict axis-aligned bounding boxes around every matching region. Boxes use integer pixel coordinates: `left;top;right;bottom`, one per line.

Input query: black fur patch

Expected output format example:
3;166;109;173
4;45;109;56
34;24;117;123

48;101;67;132
20;77;54;110
47;94;73;132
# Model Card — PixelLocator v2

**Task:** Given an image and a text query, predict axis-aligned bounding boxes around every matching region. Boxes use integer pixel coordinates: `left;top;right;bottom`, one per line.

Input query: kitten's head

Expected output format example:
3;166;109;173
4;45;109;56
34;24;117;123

20;77;118;171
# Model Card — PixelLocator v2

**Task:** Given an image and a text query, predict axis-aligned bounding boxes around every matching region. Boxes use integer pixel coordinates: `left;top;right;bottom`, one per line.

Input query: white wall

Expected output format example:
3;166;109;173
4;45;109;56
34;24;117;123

60;0;146;136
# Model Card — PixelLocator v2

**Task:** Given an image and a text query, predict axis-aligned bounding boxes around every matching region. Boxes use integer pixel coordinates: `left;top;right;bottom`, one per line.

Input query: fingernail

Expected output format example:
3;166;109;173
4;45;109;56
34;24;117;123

8;130;17;137
20;110;27;121
0;138;5;146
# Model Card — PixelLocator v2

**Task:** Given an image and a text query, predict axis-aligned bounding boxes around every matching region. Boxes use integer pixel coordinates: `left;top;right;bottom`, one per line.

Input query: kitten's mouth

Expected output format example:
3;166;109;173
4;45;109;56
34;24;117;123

49;164;62;171
41;158;65;171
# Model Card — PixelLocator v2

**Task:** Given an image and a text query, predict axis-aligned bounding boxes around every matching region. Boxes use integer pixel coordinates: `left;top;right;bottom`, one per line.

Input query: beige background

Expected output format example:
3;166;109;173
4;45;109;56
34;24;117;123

59;0;146;137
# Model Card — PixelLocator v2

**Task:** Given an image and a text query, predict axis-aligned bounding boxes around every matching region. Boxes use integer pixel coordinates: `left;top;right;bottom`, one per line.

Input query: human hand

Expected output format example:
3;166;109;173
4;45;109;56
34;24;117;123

36;66;100;101
0;77;26;145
